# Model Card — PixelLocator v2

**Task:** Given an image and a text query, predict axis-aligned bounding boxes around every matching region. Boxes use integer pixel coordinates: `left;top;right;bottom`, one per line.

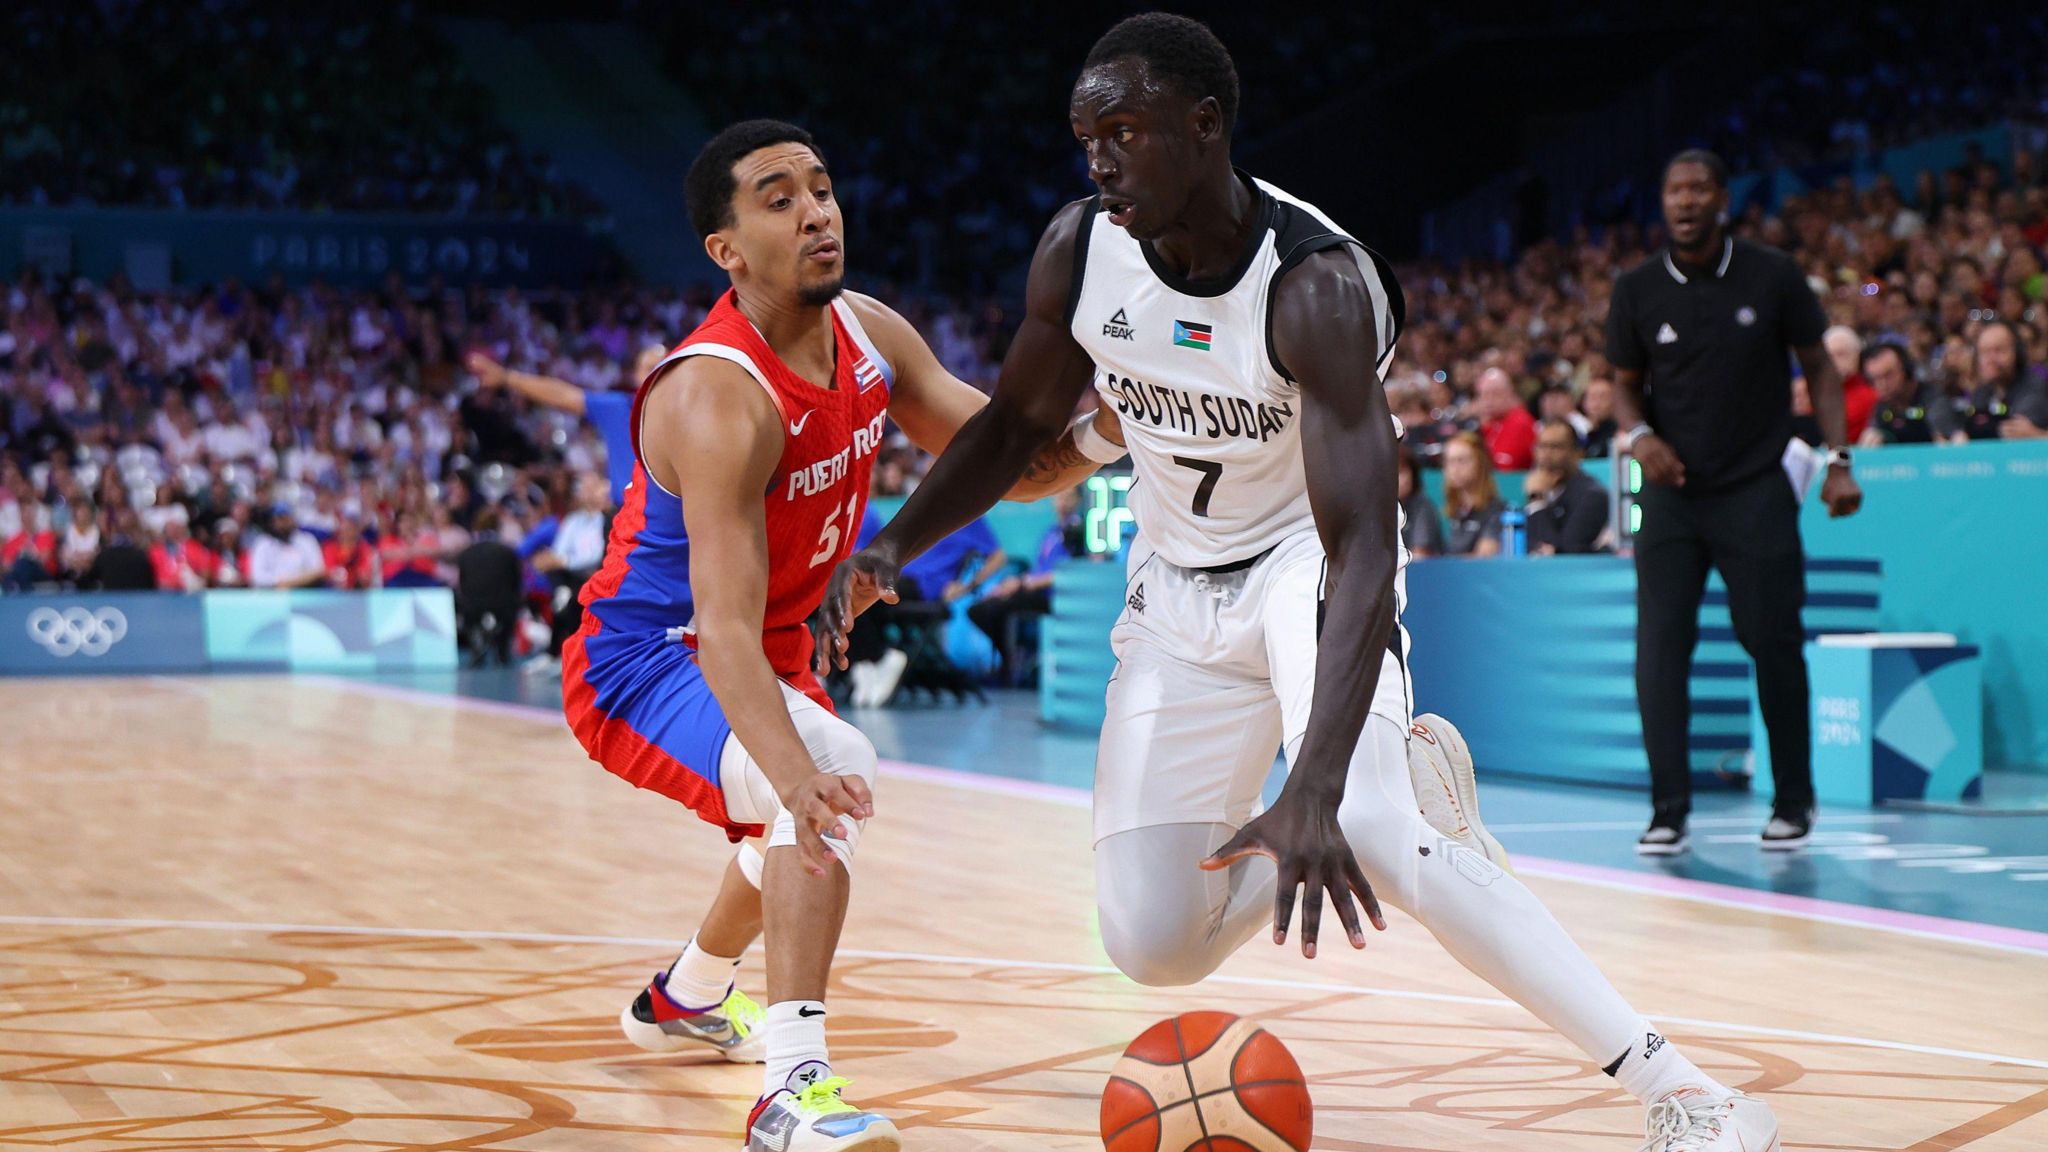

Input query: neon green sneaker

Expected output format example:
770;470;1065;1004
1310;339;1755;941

620;972;767;1063
746;1068;900;1151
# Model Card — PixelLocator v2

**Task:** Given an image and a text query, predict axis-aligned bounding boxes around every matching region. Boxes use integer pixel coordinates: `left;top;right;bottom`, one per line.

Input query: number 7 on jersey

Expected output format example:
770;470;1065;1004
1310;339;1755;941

1172;455;1224;518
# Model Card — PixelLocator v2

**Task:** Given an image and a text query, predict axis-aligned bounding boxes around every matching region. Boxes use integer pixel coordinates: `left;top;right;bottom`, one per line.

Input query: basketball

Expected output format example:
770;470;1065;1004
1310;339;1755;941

1100;1012;1312;1152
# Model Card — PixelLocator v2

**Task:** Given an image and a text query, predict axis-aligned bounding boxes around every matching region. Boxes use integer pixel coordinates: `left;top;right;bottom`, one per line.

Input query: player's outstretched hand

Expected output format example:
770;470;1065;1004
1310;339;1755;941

464;351;508;389
1201;793;1385;959
816;547;902;675
782;770;875;877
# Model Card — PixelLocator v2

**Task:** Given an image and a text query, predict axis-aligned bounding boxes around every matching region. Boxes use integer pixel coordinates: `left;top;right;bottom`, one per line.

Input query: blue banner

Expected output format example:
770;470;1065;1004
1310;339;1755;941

0;207;605;288
0;593;208;675
1804;441;2048;771
1;589;456;675
205;589;458;672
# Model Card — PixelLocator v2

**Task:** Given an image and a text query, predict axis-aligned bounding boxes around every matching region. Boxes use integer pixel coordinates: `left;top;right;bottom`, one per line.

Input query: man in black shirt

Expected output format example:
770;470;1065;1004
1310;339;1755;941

1858;343;1936;446
1928;320;2048;442
1605;149;1863;856
1524;420;1609;554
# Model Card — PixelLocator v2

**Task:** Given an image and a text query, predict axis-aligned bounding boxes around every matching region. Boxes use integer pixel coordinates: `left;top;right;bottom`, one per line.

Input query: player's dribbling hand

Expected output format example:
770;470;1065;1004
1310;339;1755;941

782;771;875;877
817;547;902;674
1632;432;1686;488
1201;793;1386;960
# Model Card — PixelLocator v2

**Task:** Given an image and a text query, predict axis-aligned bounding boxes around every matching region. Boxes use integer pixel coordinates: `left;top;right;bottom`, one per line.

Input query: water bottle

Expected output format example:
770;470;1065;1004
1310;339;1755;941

1500;509;1527;557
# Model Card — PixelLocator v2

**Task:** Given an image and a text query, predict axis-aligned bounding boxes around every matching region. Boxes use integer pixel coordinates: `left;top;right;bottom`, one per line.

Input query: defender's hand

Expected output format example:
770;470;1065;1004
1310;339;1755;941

1632;433;1686;488
817;547;901;674
1201;792;1385;959
780;770;875;877
1821;467;1863;518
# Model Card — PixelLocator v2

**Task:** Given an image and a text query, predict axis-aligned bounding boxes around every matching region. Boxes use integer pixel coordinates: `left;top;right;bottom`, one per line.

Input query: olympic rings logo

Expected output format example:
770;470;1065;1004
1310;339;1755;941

25;606;129;657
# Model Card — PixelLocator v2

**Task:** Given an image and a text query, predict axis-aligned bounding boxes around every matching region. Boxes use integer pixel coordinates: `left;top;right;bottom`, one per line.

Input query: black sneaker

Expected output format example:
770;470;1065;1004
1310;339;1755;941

1760;810;1814;851
1635;821;1689;856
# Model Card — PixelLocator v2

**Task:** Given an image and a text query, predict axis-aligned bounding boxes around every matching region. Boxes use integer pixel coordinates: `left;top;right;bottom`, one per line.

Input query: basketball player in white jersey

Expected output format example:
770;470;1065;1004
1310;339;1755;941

826;15;1781;1152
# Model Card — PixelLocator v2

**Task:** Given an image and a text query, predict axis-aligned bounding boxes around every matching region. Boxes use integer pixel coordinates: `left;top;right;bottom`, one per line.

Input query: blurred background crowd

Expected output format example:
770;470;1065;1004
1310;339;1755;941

3;1;2045;675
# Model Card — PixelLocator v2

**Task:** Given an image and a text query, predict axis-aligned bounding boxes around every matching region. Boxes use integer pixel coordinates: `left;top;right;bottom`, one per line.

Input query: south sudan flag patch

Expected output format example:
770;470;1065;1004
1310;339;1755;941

1172;320;1213;351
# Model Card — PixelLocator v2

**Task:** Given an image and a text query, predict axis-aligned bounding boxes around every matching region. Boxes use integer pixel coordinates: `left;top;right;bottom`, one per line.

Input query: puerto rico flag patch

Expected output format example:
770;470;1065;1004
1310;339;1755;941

852;354;886;392
1172;320;1213;351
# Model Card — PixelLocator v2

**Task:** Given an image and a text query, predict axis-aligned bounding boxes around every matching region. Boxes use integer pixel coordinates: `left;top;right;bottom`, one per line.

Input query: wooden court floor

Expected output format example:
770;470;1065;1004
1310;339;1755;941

2;676;2045;1151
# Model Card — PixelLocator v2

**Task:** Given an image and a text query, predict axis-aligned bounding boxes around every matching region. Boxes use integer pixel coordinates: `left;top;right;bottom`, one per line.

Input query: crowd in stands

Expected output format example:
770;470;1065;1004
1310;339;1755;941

1385;145;2048;556
4;140;2045;670
0;268;1024;673
638;3;1421;296
0;1;604;219
1696;12;2048;176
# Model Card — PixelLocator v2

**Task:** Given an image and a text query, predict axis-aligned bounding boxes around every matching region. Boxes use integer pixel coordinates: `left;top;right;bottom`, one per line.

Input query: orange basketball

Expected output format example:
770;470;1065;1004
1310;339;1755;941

1100;1012;1312;1152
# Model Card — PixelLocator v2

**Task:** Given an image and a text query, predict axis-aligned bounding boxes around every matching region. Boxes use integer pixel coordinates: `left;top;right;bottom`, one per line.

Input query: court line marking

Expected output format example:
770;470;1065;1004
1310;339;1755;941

1487;815;1905;833
0;912;2042;1073
275;676;2048;958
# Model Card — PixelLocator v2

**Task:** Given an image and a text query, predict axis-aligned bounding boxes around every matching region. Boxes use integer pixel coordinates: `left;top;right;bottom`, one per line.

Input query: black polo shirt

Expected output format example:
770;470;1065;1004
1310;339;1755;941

1605;236;1828;492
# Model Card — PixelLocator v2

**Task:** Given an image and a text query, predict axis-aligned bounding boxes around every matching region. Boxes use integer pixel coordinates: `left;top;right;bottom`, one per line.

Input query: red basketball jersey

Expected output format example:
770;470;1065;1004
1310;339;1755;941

594;289;893;685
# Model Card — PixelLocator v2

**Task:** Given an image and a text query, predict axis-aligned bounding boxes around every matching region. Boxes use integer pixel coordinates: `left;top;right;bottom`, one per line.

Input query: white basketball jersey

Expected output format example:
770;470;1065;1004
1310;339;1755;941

1067;175;1405;569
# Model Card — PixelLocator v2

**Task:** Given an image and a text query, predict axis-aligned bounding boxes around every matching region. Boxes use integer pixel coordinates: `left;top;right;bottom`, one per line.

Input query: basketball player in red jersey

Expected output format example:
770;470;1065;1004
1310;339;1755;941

562;119;1118;1152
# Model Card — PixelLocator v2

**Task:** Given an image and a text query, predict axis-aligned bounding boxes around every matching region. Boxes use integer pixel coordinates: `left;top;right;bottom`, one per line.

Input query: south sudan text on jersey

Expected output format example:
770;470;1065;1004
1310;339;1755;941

1101;371;1296;444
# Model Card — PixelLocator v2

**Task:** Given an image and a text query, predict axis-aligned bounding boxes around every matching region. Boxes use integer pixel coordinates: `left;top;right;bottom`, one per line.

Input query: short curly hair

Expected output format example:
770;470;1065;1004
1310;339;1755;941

1083;13;1239;134
1664;148;1729;190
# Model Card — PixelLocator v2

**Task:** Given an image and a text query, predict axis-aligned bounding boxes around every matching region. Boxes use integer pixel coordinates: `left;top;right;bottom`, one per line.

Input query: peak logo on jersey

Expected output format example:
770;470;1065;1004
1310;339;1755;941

1172;319;1213;350
1126;583;1146;614
1656;323;1679;345
1103;308;1135;341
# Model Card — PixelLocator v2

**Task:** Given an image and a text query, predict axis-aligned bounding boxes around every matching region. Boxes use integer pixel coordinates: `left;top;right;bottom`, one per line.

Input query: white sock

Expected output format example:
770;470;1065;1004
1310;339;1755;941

1608;1025;1731;1104
663;936;741;1010
764;1000;831;1097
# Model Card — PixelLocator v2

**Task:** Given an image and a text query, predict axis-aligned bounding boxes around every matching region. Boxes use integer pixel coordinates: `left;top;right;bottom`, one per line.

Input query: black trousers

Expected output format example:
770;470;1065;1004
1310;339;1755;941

1633;468;1813;823
967;584;1052;648
548;568;597;658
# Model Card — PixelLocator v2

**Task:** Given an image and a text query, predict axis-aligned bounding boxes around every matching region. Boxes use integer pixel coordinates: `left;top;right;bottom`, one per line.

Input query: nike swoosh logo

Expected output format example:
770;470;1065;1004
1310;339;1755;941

797;1006;825;1018
789;410;816;436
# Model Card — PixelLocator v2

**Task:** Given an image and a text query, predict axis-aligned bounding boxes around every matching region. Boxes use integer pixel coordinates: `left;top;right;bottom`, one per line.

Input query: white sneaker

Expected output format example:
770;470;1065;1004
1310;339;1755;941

868;648;908;706
1637;1088;1780;1151
1407;713;1512;872
847;661;877;708
745;1070;899;1151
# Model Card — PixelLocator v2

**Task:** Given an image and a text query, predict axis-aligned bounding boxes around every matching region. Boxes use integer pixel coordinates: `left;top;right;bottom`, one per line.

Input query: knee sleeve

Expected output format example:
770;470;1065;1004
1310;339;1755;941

720;699;878;873
735;842;765;889
1095;824;1274;987
764;706;877;872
